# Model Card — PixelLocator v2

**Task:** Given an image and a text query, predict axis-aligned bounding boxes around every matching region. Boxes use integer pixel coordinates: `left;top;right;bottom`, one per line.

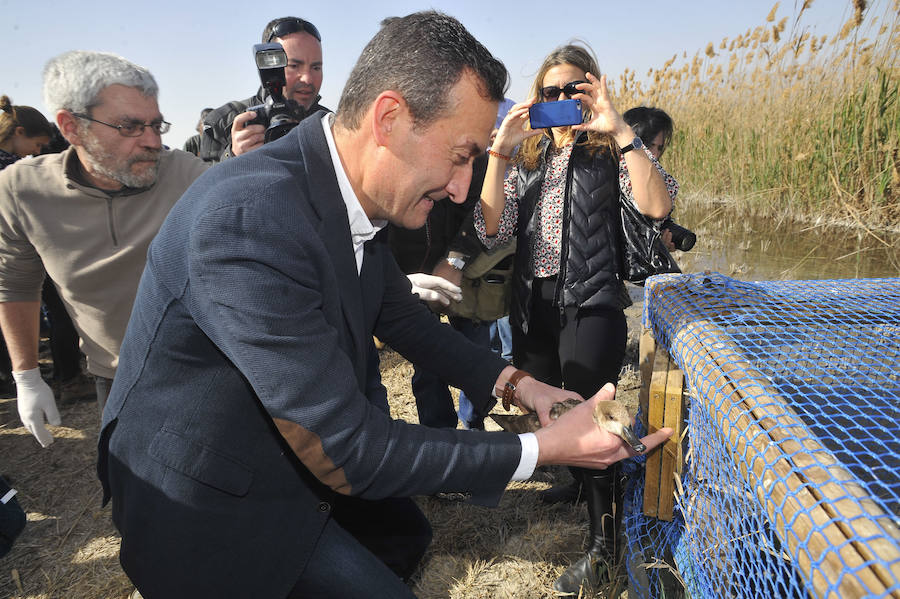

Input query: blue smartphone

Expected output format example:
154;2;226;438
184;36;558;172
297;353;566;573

529;99;583;128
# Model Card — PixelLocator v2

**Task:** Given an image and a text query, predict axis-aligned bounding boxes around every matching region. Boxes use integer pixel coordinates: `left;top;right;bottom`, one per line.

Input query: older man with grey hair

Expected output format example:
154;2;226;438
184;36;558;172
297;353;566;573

0;50;208;447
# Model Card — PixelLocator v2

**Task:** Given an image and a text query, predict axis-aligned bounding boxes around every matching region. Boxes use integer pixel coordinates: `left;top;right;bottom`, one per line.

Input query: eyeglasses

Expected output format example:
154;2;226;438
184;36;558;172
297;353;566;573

541;80;587;101
267;17;321;43
71;113;170;137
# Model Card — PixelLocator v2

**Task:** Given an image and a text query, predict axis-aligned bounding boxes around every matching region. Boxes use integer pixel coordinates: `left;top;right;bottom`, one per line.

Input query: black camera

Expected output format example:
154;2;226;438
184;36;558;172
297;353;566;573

660;218;697;252
245;43;307;143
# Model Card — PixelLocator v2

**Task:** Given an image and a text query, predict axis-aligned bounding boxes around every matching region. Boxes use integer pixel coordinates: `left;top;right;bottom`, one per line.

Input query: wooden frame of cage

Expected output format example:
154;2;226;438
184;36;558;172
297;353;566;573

658;318;900;598
640;326;687;521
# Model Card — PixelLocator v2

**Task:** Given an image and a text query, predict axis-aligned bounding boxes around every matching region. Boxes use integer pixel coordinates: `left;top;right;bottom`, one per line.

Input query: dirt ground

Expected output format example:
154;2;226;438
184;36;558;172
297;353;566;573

0;293;646;599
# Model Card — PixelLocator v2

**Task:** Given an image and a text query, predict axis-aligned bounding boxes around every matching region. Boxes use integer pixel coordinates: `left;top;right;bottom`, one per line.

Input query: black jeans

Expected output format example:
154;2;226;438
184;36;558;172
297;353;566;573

41;279;82;382
512;277;626;397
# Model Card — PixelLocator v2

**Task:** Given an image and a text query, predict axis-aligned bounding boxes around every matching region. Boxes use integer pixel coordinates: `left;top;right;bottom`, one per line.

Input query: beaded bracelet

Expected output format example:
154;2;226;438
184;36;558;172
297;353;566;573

487;149;511;162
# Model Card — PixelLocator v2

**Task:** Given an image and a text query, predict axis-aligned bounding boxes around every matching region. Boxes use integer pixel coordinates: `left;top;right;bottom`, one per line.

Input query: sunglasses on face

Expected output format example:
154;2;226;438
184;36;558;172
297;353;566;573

267;17;321;42
541;80;587;101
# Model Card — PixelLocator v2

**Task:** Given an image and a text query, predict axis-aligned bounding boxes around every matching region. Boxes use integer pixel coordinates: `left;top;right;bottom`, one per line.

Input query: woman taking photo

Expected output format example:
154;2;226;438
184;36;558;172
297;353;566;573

476;45;675;595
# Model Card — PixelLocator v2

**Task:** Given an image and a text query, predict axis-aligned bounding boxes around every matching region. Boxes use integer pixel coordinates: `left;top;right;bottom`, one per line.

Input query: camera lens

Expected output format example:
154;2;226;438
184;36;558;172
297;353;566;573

668;223;696;252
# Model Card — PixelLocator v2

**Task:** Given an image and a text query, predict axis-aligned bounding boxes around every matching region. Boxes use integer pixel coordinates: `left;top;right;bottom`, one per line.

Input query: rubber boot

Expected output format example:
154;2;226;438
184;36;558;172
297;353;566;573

539;467;584;505
553;466;624;597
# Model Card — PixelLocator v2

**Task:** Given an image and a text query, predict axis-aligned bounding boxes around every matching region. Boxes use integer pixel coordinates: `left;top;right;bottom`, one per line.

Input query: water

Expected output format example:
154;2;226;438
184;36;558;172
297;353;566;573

670;200;900;281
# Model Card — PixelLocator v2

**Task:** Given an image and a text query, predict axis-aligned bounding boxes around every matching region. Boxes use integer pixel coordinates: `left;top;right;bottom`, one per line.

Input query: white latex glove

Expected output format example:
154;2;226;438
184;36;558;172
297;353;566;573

407;273;463;306
12;368;61;448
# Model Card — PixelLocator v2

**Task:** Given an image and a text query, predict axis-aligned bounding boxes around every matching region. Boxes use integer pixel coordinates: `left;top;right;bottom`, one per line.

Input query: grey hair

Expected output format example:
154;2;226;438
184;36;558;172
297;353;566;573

42;51;158;114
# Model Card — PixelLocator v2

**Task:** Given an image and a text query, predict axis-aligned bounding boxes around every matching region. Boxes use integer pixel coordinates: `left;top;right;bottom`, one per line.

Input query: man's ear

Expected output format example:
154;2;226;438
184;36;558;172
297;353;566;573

370;91;405;147
56;110;81;146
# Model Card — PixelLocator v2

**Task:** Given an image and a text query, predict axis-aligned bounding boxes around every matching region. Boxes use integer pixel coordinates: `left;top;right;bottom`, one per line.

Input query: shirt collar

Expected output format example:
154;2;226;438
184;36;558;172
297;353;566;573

320;113;386;249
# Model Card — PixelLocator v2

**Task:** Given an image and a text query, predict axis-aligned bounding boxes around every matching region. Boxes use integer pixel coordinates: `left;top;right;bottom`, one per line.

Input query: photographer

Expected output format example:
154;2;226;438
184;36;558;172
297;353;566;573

198;17;328;162
622;106;696;252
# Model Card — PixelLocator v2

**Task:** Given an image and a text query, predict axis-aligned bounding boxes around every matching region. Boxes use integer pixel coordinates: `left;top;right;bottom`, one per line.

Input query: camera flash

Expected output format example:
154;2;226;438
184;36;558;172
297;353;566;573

254;44;287;70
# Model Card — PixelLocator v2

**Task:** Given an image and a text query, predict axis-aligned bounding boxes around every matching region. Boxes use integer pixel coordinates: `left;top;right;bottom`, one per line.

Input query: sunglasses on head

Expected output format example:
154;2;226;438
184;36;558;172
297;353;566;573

267;17;321;42
541;80;587;101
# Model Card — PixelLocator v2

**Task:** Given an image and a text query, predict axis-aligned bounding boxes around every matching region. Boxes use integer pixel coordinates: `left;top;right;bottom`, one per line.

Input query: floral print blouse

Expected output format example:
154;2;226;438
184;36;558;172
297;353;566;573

474;143;678;278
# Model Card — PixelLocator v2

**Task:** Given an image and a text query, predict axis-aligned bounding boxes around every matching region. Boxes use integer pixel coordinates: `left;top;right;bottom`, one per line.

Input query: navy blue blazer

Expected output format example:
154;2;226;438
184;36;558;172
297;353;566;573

97;114;520;598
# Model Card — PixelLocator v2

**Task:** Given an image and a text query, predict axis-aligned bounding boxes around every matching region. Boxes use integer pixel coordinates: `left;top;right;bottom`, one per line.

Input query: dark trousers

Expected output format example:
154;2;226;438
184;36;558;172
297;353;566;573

0;333;11;392
41;279;82;382
514;277;628;563
288;496;430;598
412;315;490;429
512;277;626;396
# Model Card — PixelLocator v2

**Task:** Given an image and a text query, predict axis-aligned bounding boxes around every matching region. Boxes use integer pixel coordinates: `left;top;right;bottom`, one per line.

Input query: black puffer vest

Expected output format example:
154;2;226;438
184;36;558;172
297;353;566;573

510;134;630;334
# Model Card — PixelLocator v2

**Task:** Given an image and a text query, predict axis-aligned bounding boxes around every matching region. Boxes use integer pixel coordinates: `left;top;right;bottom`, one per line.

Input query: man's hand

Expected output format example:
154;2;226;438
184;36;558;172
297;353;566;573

407;273;462;306
510;373;584;426
12;368;61;448
533;384;672;469
230;111;266;157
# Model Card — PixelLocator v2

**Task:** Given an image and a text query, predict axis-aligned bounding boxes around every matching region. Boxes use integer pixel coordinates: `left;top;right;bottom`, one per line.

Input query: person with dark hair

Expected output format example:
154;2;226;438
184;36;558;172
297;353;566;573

198;17;328;162
623;106;680;250
0;51;208;447
98;13;671;598
623;106;673;160
477;44;677;595
0;96;53;167
0;102;92;403
0;96;54;397
181;107;214;157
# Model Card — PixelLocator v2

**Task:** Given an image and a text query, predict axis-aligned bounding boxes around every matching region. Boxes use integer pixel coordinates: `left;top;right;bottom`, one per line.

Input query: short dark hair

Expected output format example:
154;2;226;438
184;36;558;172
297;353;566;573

335;11;508;131
623;106;674;149
261;17;321;43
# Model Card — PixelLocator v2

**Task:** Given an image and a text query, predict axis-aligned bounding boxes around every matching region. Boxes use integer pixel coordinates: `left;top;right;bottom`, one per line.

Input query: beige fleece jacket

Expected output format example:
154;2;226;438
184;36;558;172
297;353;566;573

0;147;208;378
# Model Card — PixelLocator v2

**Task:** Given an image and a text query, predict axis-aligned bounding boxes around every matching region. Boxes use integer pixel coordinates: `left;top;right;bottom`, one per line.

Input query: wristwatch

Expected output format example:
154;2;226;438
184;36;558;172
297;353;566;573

620;137;643;154
446;256;466;270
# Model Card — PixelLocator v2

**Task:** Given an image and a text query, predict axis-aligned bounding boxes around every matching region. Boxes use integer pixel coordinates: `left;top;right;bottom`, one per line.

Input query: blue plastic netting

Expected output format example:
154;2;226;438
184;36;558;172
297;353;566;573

623;273;900;599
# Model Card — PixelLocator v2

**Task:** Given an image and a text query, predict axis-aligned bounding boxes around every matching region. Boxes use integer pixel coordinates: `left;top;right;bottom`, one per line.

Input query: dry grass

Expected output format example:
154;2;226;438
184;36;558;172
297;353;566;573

0;397;131;599
0;300;644;599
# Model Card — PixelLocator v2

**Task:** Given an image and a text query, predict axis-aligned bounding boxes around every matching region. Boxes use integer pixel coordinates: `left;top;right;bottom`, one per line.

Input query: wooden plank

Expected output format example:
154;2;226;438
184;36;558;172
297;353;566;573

657;364;684;521
672;320;900;598
643;346;670;518
713;355;900;595
638;327;656;431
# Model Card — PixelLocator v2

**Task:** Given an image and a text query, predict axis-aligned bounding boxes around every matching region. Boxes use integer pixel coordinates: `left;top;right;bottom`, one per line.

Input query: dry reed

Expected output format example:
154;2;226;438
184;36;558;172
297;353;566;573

612;0;900;230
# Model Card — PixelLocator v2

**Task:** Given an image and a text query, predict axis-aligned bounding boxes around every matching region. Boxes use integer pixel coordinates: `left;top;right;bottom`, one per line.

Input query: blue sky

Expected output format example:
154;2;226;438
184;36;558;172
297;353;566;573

2;0;853;149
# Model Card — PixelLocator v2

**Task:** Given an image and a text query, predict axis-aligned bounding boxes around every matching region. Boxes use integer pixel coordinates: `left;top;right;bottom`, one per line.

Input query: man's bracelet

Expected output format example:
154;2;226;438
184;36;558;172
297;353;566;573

501;369;533;411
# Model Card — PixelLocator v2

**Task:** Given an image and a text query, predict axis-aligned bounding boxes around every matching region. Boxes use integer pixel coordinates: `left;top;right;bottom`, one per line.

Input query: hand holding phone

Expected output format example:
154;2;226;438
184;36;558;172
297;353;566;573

529;99;583;128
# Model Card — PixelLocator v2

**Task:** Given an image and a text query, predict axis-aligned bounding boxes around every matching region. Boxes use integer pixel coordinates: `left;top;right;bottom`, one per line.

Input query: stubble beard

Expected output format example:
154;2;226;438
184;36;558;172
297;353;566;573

80;130;160;189
288;82;318;110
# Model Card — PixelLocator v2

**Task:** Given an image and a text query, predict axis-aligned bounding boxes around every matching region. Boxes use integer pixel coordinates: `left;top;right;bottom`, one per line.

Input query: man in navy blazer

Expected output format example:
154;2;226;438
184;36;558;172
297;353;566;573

98;11;671;599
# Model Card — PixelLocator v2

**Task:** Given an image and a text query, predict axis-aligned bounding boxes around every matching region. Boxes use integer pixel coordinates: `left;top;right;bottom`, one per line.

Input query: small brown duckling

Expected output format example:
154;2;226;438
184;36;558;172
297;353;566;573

490;397;646;453
592;399;646;453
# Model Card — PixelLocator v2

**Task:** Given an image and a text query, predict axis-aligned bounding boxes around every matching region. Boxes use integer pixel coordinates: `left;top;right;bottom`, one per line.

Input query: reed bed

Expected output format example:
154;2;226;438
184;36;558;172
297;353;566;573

613;0;900;230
